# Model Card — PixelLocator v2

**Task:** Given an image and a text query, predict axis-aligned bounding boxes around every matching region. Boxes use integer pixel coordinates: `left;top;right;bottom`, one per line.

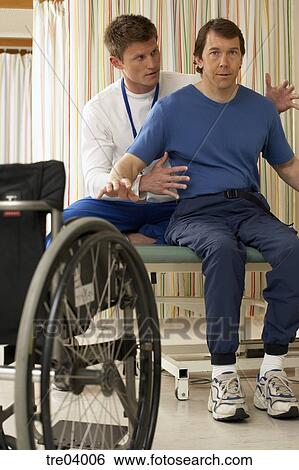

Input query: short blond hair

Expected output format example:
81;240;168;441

104;14;158;60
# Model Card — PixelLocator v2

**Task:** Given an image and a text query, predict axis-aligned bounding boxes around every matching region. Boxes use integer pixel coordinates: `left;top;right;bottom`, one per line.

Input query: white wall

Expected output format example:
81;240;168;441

0;8;32;38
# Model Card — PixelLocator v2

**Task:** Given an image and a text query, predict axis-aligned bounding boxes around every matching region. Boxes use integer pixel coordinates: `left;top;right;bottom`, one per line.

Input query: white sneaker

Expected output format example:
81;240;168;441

254;369;299;419
208;371;249;421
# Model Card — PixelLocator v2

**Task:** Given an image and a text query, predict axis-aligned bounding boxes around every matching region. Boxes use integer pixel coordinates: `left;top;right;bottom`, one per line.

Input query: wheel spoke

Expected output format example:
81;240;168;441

15;221;160;450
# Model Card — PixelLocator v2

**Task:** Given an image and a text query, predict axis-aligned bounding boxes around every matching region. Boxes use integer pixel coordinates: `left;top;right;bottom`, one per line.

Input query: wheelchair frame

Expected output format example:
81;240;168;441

0;202;161;450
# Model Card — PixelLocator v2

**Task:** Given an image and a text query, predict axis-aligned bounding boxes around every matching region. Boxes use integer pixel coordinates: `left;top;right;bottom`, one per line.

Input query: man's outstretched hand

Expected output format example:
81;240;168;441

98;152;190;201
139;152;189;198
97;178;139;201
265;72;299;113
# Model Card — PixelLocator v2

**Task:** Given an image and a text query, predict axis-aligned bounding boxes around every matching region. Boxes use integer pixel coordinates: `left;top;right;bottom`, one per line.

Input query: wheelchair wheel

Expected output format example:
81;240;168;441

0;434;17;450
15;218;161;450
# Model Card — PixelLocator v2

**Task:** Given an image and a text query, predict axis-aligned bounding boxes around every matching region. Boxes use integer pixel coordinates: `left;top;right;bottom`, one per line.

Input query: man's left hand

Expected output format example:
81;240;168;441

265;72;299;113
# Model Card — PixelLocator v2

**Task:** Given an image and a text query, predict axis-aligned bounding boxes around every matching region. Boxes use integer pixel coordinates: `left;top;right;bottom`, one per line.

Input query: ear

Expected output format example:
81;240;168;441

110;56;124;71
194;55;203;69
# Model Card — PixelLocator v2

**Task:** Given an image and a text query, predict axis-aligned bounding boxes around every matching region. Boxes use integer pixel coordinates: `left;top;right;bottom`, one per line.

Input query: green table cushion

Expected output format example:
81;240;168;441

136;245;266;264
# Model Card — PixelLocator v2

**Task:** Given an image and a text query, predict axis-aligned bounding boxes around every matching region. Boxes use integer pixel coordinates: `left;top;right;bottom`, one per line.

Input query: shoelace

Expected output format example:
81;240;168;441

220;376;241;400
264;373;293;397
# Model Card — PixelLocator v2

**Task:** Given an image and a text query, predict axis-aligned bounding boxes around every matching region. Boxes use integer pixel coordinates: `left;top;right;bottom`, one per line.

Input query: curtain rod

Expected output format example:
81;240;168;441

0;38;32;47
0;48;32;54
0;1;32;8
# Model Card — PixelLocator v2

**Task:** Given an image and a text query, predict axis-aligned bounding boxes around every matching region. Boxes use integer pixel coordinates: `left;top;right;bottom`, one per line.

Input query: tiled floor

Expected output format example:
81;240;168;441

1;312;299;449
1;367;299;450
153;371;299;450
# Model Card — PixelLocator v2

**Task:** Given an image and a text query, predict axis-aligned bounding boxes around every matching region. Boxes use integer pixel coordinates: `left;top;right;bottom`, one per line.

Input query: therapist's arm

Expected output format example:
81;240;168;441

81;104;143;198
81;103;118;198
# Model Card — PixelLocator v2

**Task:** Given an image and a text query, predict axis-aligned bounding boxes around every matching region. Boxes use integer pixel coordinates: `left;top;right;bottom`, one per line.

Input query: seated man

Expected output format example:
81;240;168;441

64;14;299;245
100;18;299;422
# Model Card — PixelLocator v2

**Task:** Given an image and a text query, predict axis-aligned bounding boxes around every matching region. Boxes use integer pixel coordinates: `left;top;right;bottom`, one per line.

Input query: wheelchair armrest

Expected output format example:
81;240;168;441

0;201;62;238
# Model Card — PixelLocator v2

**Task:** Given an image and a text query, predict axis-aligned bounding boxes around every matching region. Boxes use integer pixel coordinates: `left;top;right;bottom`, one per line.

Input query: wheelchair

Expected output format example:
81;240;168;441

0;161;161;450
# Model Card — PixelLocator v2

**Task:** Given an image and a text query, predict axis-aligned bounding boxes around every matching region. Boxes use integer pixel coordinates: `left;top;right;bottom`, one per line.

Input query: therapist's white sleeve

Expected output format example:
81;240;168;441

81;105;141;199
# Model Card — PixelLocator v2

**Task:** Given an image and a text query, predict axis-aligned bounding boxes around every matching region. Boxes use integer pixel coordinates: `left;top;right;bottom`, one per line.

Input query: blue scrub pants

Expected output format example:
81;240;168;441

63;197;176;244
165;192;299;365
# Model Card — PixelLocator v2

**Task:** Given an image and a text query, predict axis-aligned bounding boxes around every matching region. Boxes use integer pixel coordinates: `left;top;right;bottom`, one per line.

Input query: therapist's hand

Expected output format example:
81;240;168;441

139;152;190;199
97;178;139;201
265;73;299;113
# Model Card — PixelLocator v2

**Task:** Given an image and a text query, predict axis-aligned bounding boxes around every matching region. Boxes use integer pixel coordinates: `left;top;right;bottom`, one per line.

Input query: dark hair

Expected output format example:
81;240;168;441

104;14;158;60
193;18;245;74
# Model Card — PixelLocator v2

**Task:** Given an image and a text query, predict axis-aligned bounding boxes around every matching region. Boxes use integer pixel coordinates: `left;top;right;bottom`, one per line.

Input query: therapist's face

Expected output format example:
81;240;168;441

110;37;161;94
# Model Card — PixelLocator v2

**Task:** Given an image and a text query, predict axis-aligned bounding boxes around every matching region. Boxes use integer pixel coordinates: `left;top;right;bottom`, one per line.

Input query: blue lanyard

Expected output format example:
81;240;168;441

121;78;160;138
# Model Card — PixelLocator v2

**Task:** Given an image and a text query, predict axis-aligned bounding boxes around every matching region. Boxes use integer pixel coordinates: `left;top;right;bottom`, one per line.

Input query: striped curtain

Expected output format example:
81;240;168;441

0;53;32;164
32;0;68;200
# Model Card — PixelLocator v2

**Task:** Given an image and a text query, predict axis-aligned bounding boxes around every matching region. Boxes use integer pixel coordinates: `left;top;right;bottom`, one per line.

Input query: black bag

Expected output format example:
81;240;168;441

0;161;65;344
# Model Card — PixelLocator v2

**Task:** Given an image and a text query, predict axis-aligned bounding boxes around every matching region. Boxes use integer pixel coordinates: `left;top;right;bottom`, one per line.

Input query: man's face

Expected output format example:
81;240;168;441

111;37;161;94
195;30;243;94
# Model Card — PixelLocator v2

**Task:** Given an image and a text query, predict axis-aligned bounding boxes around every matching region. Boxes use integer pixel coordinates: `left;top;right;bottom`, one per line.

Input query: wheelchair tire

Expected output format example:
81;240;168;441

15;218;161;450
1;434;17;450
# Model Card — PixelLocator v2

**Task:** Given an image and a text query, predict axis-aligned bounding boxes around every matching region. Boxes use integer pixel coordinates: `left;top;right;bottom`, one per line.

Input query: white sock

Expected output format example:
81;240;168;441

259;353;286;378
212;364;237;380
